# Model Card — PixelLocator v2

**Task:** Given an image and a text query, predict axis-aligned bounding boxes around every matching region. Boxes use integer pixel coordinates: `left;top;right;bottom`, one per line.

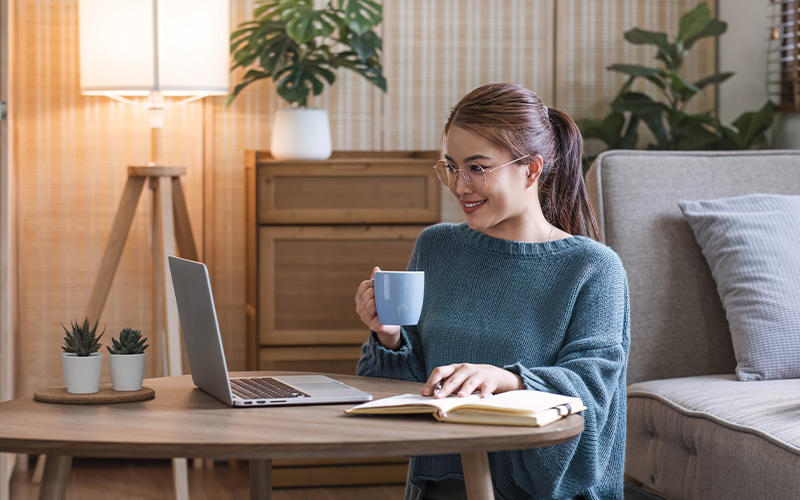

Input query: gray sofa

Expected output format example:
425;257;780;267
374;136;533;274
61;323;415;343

585;150;800;500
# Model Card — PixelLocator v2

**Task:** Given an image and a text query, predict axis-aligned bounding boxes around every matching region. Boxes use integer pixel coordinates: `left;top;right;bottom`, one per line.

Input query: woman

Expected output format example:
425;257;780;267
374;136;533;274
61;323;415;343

354;83;629;500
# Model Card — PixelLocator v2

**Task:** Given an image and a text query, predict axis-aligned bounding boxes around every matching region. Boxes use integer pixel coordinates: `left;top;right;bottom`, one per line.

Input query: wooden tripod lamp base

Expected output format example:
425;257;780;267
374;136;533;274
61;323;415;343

86;166;198;377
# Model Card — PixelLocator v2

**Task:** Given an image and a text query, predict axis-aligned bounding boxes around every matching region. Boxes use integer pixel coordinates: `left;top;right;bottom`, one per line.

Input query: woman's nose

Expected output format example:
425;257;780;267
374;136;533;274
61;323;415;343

453;172;472;194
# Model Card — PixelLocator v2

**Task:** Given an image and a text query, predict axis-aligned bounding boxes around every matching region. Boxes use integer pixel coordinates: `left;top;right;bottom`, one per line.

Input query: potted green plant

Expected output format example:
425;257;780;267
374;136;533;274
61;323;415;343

107;327;149;391
228;0;386;160
579;2;775;169
61;318;104;394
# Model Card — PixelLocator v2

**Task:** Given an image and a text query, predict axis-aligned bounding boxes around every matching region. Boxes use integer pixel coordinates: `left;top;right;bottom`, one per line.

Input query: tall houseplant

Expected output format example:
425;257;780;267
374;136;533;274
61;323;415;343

580;2;775;168
229;0;387;160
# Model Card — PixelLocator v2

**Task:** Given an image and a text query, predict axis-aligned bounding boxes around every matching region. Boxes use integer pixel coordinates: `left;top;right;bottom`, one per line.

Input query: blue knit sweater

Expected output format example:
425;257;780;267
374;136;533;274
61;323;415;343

357;223;630;500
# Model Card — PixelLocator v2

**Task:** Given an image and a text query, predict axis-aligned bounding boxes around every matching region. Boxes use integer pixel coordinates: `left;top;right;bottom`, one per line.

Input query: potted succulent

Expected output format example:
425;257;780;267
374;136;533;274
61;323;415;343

228;0;387;160
107;327;149;391
61;318;104;394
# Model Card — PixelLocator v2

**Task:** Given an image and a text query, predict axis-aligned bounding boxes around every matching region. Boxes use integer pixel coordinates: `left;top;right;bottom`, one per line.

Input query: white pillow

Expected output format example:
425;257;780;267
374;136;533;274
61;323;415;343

679;194;800;381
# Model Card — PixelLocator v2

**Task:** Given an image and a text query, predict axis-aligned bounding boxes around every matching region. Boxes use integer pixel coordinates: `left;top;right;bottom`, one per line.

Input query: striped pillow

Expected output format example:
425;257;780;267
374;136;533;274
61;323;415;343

679;194;800;381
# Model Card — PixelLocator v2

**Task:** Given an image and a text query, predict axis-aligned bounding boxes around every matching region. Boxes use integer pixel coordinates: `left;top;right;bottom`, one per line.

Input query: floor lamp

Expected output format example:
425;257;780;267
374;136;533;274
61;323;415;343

33;2;230;500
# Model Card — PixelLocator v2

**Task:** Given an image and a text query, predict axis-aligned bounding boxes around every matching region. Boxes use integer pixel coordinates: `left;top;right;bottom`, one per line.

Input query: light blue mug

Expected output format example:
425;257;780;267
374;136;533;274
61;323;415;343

374;271;425;326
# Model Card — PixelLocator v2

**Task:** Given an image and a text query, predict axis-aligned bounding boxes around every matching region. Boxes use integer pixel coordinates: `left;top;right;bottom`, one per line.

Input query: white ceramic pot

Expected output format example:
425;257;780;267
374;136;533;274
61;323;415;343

108;353;147;391
61;352;103;394
270;107;332;161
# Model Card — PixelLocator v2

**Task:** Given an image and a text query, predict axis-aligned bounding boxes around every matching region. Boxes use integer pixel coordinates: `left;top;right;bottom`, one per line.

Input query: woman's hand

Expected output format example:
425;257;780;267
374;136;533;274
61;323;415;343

355;266;402;349
422;363;524;398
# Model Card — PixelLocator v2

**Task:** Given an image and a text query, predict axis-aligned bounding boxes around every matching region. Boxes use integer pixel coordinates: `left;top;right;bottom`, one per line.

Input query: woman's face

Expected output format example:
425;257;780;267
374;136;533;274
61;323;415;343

445;125;538;239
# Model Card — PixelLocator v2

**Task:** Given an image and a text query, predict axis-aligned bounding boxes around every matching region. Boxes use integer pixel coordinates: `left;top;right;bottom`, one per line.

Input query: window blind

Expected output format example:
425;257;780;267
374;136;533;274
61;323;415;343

769;0;800;111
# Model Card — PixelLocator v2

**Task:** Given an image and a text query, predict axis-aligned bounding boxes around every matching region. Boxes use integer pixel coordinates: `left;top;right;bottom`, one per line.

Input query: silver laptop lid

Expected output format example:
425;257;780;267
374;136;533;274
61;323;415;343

168;256;234;406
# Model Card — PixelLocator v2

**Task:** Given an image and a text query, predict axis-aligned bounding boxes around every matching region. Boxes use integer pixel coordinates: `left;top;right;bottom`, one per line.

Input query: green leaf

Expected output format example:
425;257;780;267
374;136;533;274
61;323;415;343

332;52;386;91
625;28;670;50
611;92;665;115
607;64;663;78
347;30;382;61
619;115;640;149
731;100;776;148
664;71;702;103
259;32;302;75
275;62;337;106
625;28;675;66
693;72;734;90
338;0;382;36
645;75;667;90
677;3;712;45
684;19;726;50
578;112;627;148
642;112;668;146
282;4;336;44
673;124;721;150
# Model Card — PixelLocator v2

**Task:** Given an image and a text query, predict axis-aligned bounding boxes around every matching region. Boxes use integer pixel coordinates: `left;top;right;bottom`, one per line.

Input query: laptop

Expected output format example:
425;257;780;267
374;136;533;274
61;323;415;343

168;256;372;407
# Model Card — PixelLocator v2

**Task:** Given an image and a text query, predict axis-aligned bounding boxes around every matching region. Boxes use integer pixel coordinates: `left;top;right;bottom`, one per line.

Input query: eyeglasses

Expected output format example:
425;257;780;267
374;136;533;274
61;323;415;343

432;155;531;190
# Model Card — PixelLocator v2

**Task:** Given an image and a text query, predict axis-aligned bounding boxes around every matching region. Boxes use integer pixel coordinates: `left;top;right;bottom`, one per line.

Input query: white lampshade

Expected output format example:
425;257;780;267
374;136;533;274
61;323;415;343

79;0;230;96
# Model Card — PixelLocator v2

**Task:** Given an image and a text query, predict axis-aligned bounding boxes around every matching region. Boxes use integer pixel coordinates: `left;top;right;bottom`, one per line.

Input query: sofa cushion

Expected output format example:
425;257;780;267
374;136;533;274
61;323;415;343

585;150;800;384
678;194;800;380
626;375;800;499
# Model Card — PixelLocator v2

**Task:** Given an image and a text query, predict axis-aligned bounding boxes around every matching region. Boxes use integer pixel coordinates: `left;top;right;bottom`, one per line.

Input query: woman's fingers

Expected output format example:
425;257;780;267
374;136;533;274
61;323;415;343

421;364;457;396
423;364;508;399
479;380;498;398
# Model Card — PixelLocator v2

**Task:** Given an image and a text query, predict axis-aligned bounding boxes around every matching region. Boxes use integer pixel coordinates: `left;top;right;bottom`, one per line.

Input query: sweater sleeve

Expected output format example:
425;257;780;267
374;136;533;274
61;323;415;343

355;230;429;383
502;254;630;499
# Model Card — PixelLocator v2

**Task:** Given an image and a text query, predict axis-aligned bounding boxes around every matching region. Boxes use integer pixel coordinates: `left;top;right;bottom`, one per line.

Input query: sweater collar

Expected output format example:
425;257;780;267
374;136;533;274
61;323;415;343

454;222;588;257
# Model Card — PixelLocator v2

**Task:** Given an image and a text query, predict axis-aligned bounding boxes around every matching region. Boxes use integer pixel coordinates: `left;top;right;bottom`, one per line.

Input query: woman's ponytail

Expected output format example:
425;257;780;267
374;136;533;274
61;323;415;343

541;107;601;242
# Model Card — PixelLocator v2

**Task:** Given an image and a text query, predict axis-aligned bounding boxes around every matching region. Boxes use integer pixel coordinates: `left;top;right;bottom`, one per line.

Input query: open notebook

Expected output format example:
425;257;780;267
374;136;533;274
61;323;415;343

345;389;585;427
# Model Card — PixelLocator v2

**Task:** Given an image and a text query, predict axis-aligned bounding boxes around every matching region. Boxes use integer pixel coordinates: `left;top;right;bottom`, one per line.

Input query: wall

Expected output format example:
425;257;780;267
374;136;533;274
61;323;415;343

717;0;800;148
1;0;17;494
10;0;715;396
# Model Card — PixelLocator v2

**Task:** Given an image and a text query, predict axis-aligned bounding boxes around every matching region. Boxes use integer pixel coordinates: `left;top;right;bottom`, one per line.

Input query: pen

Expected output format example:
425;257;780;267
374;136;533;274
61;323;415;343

433;381;442;397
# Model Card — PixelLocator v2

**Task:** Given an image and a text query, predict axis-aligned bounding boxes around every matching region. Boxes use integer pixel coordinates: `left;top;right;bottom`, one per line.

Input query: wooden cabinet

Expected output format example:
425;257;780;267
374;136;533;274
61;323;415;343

245;150;440;486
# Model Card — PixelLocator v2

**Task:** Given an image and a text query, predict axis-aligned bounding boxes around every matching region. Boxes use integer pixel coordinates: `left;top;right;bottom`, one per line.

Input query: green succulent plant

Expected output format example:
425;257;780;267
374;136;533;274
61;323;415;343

61;317;104;357
107;327;149;355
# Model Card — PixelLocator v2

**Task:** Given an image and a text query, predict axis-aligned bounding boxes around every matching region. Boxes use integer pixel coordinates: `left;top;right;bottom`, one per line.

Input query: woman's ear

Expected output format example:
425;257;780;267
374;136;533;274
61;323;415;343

525;155;544;187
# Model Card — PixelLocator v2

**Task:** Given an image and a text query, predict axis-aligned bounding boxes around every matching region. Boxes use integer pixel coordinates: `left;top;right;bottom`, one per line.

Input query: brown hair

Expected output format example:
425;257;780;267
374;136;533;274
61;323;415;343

444;83;601;242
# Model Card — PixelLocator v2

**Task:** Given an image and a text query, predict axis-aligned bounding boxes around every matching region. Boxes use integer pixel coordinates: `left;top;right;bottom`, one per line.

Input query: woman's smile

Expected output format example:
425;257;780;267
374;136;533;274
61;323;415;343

461;198;487;213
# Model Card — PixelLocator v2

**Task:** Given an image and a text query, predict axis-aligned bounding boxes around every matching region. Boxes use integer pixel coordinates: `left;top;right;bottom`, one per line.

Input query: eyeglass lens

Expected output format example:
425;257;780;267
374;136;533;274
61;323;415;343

433;161;487;189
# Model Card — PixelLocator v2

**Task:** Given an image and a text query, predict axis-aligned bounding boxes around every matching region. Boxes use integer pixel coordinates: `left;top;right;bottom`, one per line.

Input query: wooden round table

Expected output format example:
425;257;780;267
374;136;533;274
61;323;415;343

0;372;584;500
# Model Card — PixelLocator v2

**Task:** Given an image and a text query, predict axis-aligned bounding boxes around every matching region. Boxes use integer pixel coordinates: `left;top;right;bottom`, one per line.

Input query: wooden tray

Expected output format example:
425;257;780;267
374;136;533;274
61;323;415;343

34;383;155;404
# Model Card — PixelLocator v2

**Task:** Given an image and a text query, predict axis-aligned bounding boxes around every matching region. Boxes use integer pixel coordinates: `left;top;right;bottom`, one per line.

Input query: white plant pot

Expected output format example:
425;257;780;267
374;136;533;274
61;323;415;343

61;352;103;394
108;353;147;391
270;107;332;161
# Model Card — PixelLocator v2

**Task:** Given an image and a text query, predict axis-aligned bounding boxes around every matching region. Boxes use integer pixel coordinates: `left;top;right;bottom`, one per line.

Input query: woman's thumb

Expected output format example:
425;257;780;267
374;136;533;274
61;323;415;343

371;266;381;279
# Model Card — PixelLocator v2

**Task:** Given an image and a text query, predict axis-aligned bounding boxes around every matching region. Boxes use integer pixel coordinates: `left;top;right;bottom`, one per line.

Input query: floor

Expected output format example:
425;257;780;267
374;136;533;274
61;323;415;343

9;457;406;500
9;456;665;499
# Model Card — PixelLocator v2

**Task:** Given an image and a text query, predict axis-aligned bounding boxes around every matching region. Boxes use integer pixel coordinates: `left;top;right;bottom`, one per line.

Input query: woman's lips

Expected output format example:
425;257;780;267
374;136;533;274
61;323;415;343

461;199;486;214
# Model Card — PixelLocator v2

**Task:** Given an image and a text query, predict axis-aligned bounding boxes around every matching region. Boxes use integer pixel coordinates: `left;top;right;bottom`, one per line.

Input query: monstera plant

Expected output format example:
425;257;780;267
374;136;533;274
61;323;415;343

228;0;387;160
580;2;775;168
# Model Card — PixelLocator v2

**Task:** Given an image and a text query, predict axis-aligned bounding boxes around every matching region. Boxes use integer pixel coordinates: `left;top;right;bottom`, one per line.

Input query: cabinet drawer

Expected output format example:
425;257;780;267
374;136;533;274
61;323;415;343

258;346;363;375
257;162;440;224
259;225;425;346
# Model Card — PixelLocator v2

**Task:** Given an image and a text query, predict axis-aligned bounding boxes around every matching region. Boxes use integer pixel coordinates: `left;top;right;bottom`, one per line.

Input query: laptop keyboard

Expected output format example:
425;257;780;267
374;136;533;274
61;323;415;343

230;377;310;400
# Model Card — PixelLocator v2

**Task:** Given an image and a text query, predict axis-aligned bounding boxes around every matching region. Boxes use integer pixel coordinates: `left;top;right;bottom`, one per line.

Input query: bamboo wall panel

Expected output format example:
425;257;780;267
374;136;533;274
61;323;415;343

14;0;204;396
12;0;719;395
383;0;556;151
